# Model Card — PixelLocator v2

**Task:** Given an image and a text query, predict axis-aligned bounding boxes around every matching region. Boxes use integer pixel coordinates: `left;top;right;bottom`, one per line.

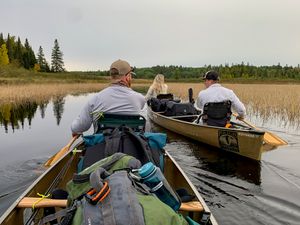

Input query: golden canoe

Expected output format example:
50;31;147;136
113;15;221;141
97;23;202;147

148;107;267;161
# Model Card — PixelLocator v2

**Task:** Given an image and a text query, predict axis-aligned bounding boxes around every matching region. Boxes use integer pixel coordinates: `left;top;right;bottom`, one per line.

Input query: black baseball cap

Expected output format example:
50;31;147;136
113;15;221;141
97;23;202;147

202;71;220;81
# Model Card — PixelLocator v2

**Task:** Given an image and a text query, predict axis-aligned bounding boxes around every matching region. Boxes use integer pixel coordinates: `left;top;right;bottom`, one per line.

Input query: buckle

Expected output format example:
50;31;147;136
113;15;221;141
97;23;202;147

85;181;110;205
200;212;211;225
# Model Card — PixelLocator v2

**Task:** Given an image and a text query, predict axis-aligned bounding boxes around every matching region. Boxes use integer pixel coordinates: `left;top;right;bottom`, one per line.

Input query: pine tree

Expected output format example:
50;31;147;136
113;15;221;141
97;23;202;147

23;38;37;69
0;44;10;65
51;39;65;72
14;37;23;66
37;46;50;72
6;33;14;62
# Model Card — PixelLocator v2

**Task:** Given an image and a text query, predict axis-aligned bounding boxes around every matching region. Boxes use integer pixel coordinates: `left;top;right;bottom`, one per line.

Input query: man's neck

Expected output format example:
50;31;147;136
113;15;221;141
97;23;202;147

111;80;130;88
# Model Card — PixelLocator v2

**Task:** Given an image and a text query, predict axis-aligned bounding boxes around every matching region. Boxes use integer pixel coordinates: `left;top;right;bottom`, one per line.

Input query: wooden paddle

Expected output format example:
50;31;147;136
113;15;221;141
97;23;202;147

44;135;79;167
233;113;287;146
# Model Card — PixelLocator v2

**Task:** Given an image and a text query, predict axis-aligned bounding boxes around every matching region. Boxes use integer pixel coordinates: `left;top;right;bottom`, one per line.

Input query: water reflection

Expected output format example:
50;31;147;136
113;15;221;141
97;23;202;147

191;144;261;185
151;122;262;185
0;102;37;132
0;98;65;133
53;97;65;125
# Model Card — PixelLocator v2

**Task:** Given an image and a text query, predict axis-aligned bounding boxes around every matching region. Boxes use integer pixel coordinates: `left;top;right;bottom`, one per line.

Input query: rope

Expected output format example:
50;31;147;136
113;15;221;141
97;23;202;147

25;151;76;225
32;193;51;210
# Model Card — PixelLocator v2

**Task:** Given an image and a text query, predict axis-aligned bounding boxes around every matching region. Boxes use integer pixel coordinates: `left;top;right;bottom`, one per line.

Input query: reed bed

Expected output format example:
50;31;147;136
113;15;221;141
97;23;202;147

0;83;108;105
1;82;299;127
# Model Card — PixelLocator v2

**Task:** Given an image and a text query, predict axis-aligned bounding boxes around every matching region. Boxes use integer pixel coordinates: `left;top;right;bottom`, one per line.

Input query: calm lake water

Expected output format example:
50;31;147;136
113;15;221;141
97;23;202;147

0;93;300;225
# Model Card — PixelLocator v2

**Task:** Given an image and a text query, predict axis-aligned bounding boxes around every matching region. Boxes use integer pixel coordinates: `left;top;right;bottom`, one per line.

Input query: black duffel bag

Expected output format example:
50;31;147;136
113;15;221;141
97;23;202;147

148;98;180;112
164;102;198;116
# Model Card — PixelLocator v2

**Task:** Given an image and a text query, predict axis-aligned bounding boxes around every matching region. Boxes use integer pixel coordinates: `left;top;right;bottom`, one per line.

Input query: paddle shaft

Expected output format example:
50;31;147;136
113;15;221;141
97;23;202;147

44;135;79;167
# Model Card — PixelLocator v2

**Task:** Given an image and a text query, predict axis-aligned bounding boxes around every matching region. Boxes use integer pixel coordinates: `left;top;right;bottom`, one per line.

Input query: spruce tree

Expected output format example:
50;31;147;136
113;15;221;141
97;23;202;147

51;39;65;72
14;37;23;66
6;33;14;62
37;46;50;72
23;38;37;69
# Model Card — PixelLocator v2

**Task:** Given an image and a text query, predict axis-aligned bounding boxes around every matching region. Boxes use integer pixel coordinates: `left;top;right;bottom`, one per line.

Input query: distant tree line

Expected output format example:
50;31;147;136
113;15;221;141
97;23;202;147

98;63;300;80
0;33;65;72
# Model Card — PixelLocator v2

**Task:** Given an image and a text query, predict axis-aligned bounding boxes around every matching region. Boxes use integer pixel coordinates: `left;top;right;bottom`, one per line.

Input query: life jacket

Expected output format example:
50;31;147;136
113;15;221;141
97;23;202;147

61;153;189;225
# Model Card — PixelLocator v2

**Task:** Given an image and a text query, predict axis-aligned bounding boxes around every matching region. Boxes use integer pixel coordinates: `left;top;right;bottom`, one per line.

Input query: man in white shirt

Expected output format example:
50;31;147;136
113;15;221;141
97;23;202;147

71;59;146;136
196;71;246;122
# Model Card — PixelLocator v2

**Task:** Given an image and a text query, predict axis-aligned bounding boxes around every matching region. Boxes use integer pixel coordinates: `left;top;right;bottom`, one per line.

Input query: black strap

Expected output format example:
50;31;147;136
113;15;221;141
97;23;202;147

104;127;121;156
122;126;152;163
38;201;79;225
102;125;154;165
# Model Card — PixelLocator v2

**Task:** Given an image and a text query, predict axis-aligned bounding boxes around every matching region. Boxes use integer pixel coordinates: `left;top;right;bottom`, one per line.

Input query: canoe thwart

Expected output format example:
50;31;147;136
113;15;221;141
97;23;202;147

169;115;198;119
17;197;67;208
17;197;203;212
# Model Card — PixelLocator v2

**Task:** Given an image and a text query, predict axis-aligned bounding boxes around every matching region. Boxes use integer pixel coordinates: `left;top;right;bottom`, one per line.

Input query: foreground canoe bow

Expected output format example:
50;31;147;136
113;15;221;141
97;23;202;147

0;140;218;225
148;107;273;161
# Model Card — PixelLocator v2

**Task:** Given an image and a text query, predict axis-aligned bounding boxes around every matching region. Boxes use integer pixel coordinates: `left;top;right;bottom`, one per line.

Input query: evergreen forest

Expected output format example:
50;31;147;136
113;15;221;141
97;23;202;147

1;32;300;81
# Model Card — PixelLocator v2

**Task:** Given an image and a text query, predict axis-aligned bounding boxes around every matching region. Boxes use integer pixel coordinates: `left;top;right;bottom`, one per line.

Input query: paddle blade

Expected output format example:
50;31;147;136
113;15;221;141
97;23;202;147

233;113;288;147
44;135;79;167
44;145;69;167
47;145;70;166
44;155;55;167
264;132;288;146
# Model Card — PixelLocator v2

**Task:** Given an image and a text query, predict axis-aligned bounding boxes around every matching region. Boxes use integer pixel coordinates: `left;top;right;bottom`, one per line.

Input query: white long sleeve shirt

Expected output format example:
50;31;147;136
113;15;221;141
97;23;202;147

196;83;246;117
71;85;146;134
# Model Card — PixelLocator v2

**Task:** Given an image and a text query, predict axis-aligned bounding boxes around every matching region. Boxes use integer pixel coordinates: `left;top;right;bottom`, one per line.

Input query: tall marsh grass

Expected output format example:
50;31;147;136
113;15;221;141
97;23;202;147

0;82;149;105
1;82;299;127
0;83;108;105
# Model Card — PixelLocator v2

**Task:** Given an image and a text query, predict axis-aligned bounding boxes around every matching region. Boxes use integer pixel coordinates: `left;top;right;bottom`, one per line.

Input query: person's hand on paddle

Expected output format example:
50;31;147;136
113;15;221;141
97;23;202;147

236;115;244;121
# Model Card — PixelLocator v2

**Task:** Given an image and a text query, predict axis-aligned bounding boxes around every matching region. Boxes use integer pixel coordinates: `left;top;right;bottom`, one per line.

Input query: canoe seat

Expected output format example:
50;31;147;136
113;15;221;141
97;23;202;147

96;113;146;133
200;101;232;127
17;197;203;212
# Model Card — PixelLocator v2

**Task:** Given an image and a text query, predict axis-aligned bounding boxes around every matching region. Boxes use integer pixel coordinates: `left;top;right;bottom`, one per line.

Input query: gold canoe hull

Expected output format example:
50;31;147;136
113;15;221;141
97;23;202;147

148;108;265;161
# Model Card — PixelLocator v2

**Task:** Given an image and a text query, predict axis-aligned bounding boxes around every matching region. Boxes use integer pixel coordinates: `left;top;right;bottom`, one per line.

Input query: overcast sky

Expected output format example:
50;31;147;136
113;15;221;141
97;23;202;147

1;0;300;71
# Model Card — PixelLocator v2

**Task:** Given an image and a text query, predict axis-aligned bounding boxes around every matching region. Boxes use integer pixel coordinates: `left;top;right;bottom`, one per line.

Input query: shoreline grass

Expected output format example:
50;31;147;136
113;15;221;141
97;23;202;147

0;82;150;105
0;72;299;127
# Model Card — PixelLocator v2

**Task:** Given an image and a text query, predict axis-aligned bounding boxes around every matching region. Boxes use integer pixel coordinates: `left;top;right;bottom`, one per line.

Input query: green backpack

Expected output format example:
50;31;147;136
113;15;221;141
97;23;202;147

65;153;189;225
